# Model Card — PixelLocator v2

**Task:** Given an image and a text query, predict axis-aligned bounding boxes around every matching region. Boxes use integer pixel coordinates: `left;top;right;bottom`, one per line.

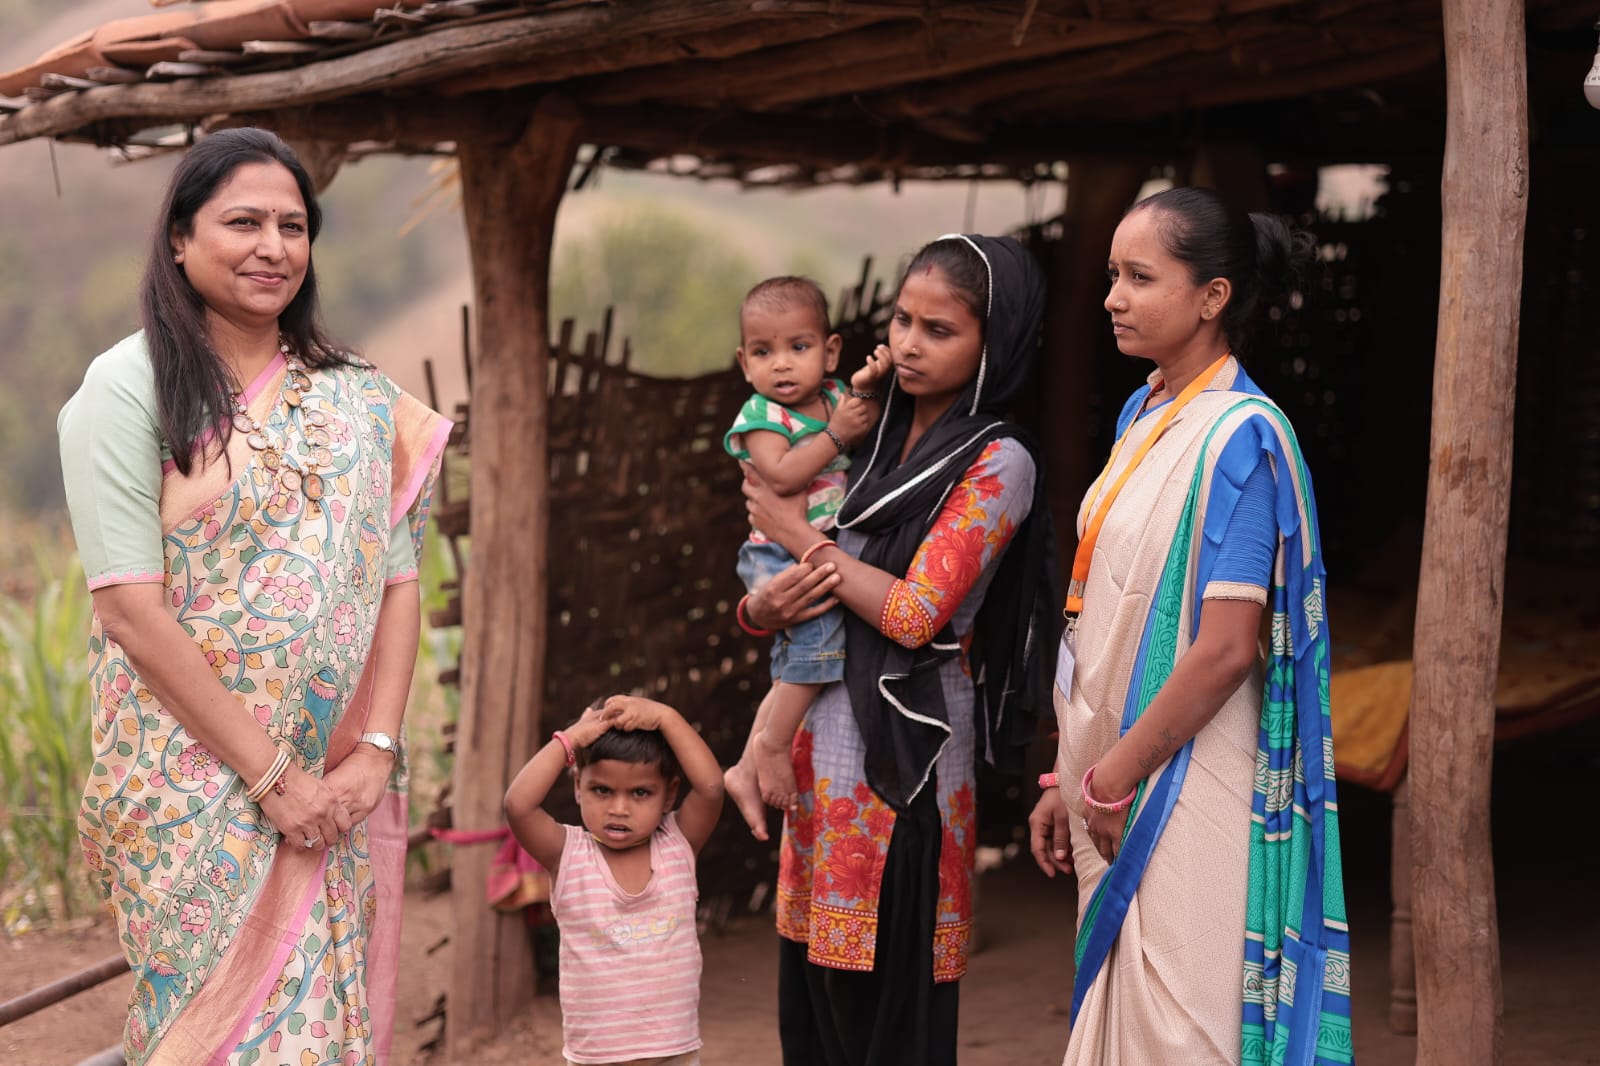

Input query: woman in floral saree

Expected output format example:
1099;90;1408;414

58;128;450;1065
1029;187;1353;1065
742;235;1058;1066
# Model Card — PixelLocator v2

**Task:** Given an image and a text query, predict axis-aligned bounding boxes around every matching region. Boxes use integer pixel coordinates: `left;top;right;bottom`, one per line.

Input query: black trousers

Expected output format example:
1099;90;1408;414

777;785;960;1066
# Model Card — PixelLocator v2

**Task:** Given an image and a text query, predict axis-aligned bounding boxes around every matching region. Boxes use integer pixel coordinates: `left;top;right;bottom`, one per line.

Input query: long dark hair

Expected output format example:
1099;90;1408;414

1132;186;1315;359
141;127;350;474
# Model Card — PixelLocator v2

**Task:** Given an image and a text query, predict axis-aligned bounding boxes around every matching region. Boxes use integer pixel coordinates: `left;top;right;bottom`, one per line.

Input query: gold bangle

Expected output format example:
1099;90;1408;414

246;748;291;802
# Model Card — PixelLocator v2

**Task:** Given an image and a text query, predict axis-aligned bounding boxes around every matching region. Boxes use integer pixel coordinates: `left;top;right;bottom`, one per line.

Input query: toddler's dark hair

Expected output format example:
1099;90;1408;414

571;697;681;781
740;275;832;336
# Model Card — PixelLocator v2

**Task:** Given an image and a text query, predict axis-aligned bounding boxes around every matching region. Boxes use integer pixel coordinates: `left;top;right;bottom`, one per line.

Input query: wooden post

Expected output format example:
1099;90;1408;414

281;136;346;193
1408;0;1526;1060
449;95;583;1057
1042;160;1145;567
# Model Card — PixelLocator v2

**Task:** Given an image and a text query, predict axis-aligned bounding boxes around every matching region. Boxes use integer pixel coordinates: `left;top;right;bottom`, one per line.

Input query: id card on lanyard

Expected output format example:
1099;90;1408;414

1054;354;1231;698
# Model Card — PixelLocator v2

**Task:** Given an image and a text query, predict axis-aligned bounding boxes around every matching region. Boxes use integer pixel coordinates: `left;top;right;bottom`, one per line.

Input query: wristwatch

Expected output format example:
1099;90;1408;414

358;731;398;757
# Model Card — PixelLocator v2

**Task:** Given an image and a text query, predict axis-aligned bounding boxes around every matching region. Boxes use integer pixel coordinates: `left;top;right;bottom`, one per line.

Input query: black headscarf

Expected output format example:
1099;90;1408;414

836;234;1059;812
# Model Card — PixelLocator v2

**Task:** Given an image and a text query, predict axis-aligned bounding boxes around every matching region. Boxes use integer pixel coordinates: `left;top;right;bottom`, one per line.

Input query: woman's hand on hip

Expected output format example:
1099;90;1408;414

745;559;841;632
259;765;353;851
1027;786;1075;878
322;748;395;826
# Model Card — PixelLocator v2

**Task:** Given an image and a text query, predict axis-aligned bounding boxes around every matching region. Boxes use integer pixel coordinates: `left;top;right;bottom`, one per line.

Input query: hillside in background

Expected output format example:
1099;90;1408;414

0;1;1055;516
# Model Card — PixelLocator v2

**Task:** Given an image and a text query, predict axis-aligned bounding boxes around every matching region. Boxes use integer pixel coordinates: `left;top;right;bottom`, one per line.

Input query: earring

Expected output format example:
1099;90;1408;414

1202;308;1214;319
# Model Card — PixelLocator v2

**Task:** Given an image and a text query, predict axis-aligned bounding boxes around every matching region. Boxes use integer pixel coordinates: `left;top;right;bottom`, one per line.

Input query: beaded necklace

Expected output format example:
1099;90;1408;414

229;338;332;515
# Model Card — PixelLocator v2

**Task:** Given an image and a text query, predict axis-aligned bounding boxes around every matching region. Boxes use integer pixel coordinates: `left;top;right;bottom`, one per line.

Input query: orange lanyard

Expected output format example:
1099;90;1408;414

1063;355;1230;622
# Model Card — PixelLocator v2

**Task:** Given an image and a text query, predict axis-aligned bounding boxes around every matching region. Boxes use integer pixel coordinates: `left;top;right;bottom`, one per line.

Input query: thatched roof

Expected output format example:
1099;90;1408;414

1;0;1593;184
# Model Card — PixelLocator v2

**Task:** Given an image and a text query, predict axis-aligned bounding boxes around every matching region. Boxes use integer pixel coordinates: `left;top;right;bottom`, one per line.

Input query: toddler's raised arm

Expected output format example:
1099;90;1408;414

504;702;613;875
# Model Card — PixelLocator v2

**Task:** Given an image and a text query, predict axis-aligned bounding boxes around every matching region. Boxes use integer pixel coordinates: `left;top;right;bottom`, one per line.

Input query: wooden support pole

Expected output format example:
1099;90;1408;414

1409;0;1527;1059
281;136;345;193
448;94;582;1058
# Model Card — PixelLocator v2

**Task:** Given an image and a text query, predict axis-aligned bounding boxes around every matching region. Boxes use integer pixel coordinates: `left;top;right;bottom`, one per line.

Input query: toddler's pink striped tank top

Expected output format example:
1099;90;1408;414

551;813;703;1064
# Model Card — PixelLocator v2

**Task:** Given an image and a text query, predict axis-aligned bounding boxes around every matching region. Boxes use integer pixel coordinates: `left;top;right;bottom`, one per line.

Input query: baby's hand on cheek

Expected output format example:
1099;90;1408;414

854;345;893;389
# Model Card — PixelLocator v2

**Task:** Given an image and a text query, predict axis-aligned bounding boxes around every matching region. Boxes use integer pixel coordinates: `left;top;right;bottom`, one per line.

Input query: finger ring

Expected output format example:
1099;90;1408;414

303;836;321;848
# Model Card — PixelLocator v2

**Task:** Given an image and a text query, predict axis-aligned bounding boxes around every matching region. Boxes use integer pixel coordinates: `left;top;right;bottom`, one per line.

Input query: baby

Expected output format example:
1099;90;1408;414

721;276;886;834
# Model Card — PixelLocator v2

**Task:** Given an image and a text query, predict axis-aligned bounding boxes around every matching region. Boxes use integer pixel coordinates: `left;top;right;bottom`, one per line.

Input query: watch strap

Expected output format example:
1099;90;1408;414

359;730;397;755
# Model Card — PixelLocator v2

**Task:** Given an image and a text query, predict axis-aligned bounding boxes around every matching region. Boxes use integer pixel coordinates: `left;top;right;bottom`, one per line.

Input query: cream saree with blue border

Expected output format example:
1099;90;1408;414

1056;363;1351;1065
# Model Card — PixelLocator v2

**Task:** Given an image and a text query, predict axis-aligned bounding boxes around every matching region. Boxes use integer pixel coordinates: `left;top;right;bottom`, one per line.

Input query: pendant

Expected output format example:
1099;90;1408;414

291;371;312;392
312;446;333;467
246;432;270;452
306;411;328;428
284;389;303;408
261;450;282;470
303;473;325;502
308;428;330;447
280;469;303;492
232;412;254;433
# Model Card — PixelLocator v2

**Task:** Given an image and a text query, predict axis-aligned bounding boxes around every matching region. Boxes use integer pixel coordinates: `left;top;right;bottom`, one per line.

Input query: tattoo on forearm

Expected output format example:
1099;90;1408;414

1136;727;1180;775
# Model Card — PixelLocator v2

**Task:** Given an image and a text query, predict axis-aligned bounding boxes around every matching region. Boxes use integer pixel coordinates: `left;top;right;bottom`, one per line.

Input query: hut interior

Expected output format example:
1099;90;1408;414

4;0;1597;1058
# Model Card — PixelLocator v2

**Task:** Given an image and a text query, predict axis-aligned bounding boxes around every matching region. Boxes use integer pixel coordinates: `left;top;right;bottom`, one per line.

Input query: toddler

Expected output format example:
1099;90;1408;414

505;695;725;1066
721;276;886;832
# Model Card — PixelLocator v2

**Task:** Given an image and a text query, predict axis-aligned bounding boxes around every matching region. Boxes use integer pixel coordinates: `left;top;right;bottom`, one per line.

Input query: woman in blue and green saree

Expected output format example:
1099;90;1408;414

1029;187;1353;1065
58;128;449;1065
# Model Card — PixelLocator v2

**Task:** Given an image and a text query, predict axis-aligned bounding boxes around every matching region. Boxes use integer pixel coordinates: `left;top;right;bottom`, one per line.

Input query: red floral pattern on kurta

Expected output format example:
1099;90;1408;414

776;440;1031;983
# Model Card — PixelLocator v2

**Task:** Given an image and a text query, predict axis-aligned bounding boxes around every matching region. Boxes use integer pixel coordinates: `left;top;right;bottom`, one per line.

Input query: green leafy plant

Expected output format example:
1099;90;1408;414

0;548;96;930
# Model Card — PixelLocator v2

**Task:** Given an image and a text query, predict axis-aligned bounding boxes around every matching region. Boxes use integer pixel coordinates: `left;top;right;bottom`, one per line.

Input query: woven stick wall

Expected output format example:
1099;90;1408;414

426;268;895;915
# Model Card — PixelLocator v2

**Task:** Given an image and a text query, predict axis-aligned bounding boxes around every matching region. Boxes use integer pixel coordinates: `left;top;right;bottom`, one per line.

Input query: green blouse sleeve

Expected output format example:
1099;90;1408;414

384;516;418;584
57;334;166;590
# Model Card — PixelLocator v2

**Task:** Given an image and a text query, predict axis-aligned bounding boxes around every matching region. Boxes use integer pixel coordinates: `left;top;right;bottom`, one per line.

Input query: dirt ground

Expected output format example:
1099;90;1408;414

6;727;1598;1066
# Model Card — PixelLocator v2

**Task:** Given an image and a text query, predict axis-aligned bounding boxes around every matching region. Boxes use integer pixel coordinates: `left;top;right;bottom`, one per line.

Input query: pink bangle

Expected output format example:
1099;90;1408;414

1081;765;1137;814
552;730;576;768
799;540;835;566
736;595;773;638
1037;772;1060;790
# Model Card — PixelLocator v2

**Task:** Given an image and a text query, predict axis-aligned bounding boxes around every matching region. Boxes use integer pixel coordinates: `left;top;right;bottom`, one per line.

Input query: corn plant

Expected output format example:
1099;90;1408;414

0;556;95;929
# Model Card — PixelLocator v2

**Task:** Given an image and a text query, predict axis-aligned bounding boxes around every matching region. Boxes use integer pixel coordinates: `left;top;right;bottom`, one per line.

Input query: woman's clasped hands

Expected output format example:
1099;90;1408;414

260;762;353;851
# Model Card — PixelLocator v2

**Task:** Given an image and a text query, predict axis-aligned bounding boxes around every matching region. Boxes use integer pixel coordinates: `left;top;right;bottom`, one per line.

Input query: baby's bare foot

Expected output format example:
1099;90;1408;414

754;732;801;811
723;760;769;841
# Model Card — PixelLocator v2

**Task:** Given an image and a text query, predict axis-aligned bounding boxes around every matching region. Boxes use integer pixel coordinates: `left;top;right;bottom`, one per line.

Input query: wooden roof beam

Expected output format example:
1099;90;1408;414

221;92;1176;166
1001;31;1443;122
0;0;881;147
858;0;1404;118
575;15;1173;110
223;88;1465;172
429;12;887;96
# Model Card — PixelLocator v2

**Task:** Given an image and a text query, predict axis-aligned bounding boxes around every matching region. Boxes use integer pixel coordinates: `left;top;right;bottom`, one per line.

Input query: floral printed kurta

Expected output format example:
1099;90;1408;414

776;438;1034;982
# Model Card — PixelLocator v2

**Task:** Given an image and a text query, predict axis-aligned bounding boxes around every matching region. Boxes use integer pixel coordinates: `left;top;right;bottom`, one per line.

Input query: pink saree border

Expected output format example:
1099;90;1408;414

202;851;330;1066
390;416;453;530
